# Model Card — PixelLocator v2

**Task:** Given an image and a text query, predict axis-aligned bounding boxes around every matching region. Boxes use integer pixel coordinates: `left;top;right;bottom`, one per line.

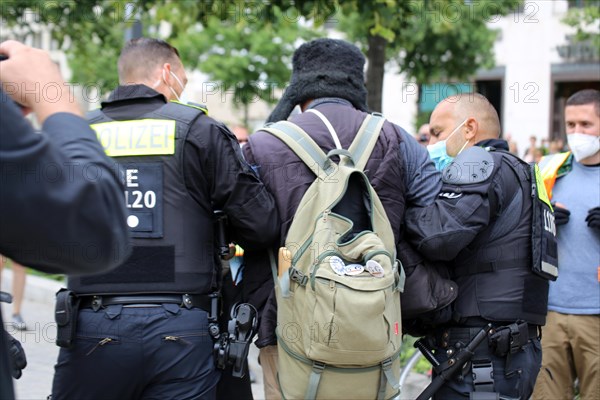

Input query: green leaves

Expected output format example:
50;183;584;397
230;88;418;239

1;0;157;94
167;3;321;114
0;0;526;112
332;0;522;109
1;0;321;113
562;1;600;51
338;0;522;85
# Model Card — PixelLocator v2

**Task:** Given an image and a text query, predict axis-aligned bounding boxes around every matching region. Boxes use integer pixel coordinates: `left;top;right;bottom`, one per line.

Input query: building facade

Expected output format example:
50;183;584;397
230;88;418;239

387;0;599;154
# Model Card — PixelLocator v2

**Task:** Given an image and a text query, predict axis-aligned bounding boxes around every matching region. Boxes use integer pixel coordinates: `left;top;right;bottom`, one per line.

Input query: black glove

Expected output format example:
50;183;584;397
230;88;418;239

586;207;600;230
553;205;570;226
8;334;27;379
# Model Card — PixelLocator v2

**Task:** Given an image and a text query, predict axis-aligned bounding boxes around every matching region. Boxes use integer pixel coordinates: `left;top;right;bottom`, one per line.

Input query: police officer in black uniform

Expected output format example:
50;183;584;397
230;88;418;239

406;93;556;399
50;38;279;400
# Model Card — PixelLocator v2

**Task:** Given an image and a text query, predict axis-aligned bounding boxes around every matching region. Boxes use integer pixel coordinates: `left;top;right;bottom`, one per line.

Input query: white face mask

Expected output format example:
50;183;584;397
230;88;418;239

567;133;600;162
151;69;185;102
166;70;185;102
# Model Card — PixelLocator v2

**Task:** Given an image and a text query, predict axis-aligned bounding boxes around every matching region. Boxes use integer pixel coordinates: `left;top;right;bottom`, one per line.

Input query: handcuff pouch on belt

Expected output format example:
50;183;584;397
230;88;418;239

55;289;81;348
488;320;529;357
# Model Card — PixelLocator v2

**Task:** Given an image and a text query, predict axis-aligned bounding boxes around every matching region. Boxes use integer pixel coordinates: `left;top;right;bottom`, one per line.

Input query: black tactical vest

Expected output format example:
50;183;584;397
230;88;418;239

69;102;219;295
451;150;549;326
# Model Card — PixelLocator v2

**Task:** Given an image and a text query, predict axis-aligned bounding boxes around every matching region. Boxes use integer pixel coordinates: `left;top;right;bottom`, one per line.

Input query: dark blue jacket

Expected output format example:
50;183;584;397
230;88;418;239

0;90;130;273
1;89;132;400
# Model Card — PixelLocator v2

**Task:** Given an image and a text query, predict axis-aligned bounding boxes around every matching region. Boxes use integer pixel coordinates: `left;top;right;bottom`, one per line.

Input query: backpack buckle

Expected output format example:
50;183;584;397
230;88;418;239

289;268;308;286
381;357;393;369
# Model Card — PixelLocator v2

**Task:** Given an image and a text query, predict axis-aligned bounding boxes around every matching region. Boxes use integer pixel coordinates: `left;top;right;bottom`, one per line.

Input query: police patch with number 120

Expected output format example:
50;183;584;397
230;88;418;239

119;162;164;238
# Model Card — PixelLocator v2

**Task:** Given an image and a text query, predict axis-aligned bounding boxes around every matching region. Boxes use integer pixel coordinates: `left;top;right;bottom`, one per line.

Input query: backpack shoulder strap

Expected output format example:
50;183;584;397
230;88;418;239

348;113;386;171
263;121;331;181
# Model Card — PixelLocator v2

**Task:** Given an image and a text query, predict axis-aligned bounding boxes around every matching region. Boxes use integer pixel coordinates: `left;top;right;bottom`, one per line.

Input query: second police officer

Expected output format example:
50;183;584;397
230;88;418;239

406;93;557;399
50;38;279;400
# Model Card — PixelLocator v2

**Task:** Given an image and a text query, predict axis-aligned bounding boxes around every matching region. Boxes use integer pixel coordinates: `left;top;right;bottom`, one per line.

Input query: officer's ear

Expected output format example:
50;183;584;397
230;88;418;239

159;63;168;81
464;117;478;141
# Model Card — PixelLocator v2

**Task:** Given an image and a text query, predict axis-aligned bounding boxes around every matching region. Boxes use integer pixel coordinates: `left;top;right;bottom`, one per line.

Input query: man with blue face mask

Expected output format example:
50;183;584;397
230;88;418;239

426;118;468;171
532;89;600;400
406;93;555;400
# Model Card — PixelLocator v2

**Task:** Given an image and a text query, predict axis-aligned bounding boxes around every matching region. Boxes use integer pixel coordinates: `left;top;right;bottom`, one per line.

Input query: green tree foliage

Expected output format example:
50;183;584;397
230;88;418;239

1;0;521;113
562;0;600;51
65;24;122;95
0;1;319;123
243;0;522;110
156;3;320;126
333;0;522;110
0;1;155;95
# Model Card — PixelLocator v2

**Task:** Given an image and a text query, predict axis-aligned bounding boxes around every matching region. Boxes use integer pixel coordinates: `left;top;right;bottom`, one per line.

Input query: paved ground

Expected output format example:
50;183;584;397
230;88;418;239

2;269;429;399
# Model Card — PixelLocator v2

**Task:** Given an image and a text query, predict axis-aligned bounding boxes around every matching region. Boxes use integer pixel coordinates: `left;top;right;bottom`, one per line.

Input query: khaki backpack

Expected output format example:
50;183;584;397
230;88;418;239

263;111;405;400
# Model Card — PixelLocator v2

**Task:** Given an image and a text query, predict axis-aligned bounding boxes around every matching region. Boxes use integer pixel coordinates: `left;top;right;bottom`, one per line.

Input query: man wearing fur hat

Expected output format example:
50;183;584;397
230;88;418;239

243;38;442;399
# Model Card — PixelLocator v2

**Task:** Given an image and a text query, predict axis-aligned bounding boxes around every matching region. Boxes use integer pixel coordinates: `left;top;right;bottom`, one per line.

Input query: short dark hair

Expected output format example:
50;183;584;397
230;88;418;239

118;38;181;82
566;89;600;116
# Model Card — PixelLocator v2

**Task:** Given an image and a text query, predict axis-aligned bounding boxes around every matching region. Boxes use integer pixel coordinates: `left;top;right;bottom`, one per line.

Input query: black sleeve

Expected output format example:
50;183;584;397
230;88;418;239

405;175;499;261
0;91;131;274
183;117;279;249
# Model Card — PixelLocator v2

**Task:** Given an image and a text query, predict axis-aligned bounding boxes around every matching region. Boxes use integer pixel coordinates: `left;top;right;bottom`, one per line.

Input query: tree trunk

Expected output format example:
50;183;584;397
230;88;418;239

366;34;387;112
243;103;249;129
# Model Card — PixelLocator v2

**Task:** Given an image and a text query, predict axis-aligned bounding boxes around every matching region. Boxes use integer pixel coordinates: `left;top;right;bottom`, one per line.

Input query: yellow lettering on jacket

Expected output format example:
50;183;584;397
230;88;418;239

91;119;176;157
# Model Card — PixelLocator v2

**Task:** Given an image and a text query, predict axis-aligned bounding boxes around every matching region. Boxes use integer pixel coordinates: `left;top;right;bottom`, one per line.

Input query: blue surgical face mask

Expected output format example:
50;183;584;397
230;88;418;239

427;118;468;171
427;140;454;171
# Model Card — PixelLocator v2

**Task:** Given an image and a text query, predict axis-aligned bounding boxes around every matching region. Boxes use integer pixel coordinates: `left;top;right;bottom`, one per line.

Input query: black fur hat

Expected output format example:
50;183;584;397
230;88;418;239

267;38;368;123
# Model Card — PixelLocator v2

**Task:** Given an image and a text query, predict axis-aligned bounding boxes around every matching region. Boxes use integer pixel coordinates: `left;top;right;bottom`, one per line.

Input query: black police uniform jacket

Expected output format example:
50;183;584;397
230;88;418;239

69;85;279;296
406;139;549;326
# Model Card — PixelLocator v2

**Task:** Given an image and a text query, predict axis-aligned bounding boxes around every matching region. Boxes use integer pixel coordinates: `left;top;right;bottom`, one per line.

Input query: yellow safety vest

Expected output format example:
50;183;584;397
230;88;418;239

234;244;244;257
537;152;571;200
